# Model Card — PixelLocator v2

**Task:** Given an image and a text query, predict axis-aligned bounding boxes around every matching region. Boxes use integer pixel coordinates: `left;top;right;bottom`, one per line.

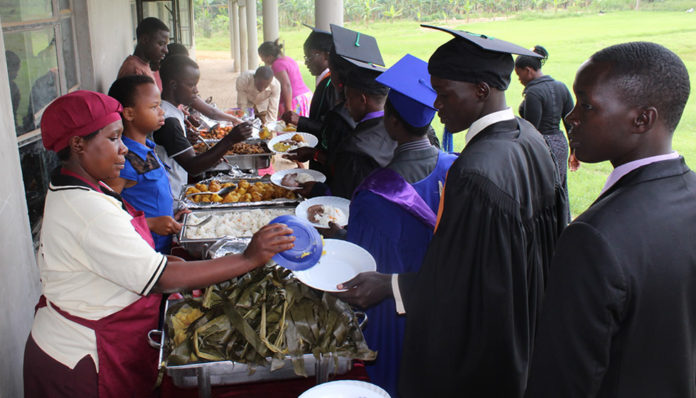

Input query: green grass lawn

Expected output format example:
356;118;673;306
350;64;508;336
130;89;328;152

197;10;696;217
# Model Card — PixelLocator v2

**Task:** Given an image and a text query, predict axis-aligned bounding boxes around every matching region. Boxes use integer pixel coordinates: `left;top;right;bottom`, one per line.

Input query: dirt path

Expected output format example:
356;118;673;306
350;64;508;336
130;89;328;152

195;51;239;111
195;50;298;171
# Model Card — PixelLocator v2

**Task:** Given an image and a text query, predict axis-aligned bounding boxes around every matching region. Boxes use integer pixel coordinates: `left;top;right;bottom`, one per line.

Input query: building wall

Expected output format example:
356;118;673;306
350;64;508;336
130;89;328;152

0;2;132;396
0;13;42;398
82;0;134;92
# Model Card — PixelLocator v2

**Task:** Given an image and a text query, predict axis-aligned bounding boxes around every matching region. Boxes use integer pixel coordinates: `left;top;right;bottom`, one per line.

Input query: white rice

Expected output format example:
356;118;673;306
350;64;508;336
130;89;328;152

295;173;314;184
312;205;347;227
185;209;293;239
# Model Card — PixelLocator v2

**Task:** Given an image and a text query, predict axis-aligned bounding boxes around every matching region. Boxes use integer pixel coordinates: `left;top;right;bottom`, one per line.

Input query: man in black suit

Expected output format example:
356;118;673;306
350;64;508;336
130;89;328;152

525;42;694;398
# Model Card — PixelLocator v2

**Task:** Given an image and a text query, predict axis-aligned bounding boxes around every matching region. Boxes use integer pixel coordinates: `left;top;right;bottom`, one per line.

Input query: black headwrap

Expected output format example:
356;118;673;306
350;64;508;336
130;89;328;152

428;37;514;90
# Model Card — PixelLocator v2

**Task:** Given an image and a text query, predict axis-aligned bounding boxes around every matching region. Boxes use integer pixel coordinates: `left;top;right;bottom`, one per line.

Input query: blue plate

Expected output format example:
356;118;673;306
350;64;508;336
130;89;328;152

269;215;323;271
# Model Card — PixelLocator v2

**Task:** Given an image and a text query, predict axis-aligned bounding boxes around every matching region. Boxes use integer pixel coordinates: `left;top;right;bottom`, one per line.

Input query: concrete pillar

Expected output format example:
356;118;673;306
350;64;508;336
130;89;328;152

262;0;279;42
246;0;258;69
315;0;343;30
229;0;241;72
0;14;42;398
238;1;248;72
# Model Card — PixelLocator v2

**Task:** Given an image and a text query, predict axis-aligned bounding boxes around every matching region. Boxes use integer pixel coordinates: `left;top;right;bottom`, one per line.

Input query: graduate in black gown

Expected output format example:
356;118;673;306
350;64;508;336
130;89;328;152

285;42;356;178
338;26;568;397
525;42;695;398
282;26;337;137
292;25;395;199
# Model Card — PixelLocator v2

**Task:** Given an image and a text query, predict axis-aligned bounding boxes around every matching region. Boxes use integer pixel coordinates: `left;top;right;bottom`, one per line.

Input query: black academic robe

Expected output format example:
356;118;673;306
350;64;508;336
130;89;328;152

397;118;568;398
328;116;397;199
297;74;337;136
526;157;696;398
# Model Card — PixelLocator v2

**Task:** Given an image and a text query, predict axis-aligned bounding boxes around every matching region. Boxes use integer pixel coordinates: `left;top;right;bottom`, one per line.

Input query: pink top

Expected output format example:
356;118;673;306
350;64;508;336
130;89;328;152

271;56;310;98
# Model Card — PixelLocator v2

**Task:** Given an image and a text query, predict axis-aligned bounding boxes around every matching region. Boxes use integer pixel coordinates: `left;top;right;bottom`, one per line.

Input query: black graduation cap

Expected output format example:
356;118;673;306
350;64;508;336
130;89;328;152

302;23;331;36
303;24;333;53
421;24;542;58
422;24;540;90
330;24;386;72
376;54;437;128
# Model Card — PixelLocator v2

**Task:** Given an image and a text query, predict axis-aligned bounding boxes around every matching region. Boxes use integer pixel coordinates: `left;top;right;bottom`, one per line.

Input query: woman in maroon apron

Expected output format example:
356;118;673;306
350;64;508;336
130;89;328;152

24;91;294;398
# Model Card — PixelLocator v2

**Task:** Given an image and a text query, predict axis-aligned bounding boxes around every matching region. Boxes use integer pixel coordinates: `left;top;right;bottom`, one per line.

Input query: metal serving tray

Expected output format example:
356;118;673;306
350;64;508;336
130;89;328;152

150;299;353;397
179;175;301;210
201;139;272;171
177;205;296;258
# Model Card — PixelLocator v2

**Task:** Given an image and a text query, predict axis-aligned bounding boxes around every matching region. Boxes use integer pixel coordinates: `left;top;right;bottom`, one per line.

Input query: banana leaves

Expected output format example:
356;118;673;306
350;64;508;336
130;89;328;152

164;266;376;376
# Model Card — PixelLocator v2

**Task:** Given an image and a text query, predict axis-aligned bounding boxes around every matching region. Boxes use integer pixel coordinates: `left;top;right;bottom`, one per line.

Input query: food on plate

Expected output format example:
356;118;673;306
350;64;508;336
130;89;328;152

186;179;296;204
272;136;309;153
307;204;346;227
280;172;314;188
184;208;293;239
283;124;296;132
165;266;376;374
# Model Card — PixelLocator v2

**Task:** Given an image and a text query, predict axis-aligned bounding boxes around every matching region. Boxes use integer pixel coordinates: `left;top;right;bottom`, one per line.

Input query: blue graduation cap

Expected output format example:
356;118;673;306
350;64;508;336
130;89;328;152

376;54;437;128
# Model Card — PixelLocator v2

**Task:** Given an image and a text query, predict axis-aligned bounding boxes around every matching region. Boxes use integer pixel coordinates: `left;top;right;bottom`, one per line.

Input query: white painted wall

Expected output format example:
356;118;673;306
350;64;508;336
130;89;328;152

83;0;134;92
0;14;42;398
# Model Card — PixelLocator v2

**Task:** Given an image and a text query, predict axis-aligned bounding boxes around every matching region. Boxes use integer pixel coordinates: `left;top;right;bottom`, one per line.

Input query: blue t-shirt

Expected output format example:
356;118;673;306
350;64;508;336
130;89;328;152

120;136;174;253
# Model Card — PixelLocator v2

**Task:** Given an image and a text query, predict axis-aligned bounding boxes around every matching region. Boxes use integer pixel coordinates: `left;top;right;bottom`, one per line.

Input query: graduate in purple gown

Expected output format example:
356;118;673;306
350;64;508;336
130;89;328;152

337;55;457;397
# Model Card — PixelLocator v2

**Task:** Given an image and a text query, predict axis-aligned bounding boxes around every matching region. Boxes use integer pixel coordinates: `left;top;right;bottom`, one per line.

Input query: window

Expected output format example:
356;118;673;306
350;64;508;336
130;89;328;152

2;0;80;245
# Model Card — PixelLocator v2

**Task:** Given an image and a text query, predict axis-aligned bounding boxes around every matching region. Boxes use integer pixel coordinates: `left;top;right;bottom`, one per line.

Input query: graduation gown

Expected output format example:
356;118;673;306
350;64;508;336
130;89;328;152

297;74;337;136
526;157;696;398
347;149;456;397
397;118;568;398
328;116;397;199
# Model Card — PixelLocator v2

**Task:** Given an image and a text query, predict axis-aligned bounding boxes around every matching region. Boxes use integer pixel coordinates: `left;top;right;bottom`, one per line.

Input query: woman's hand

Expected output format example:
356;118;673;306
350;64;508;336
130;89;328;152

147;216;182;236
243;223;295;266
174;207;191;222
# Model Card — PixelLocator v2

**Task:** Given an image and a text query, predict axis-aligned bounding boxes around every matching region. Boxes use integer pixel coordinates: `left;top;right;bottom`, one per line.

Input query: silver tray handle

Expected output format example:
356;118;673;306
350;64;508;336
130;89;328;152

354;311;368;330
148;329;162;349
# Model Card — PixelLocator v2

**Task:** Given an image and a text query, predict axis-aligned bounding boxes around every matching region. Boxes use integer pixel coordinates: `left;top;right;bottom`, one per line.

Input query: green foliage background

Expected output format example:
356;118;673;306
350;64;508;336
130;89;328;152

193;0;693;35
194;2;696;217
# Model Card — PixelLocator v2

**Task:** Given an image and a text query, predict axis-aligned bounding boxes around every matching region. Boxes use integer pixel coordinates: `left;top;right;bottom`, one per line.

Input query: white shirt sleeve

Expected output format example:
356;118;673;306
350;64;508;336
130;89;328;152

392;274;406;314
79;205;167;296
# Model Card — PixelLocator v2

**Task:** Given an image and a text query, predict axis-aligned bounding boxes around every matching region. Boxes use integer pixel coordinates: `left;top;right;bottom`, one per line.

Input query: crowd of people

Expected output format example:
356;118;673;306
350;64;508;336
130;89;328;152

21;14;694;398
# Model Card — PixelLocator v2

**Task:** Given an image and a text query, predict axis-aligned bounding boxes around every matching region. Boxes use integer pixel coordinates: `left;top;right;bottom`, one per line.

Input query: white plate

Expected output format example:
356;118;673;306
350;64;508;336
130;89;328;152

292;239;377;293
267;132;318;154
270;168;327;190
299;380;390;398
295;196;350;228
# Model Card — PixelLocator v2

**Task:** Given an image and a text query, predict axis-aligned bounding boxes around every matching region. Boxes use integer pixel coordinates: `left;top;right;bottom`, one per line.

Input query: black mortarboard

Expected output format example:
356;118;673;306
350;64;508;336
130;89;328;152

422;24;541;90
376;54;436;128
302;24;333;53
330;24;386;72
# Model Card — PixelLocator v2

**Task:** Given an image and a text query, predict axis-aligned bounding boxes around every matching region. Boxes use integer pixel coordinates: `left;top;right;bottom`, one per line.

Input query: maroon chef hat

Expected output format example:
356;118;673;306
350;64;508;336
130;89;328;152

40;90;123;152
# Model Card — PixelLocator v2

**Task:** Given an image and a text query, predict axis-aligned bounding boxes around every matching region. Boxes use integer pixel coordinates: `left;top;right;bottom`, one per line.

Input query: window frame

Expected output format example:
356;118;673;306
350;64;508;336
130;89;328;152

2;0;80;146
